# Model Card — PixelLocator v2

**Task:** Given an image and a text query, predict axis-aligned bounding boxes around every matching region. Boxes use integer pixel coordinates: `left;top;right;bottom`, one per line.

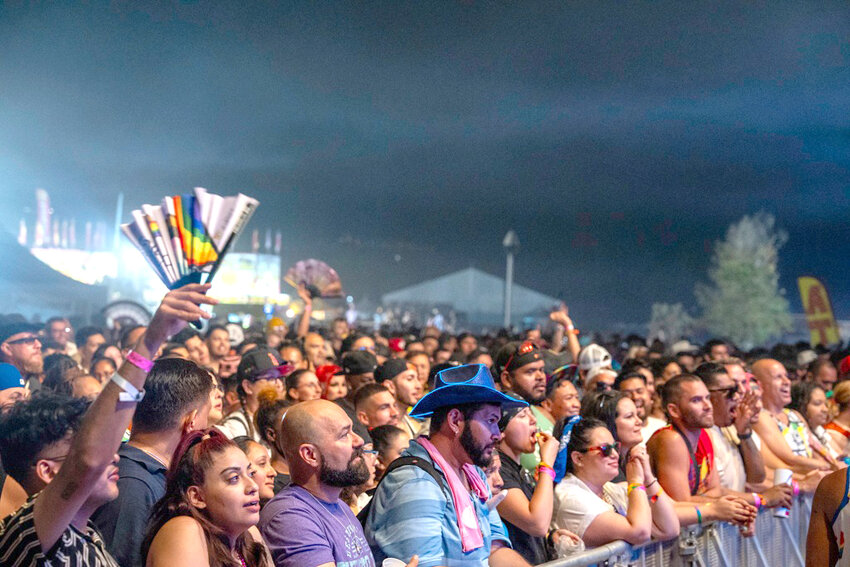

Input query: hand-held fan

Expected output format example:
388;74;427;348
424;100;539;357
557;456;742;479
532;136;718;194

122;188;259;324
284;259;343;299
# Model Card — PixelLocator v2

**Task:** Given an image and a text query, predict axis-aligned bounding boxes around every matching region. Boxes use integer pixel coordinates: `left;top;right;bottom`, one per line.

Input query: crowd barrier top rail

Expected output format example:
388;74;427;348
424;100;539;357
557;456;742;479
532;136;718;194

537;494;813;567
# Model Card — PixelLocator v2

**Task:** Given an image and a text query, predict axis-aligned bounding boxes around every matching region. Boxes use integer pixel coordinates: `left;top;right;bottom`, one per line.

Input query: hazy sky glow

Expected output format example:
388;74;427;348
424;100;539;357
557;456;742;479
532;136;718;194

1;2;848;326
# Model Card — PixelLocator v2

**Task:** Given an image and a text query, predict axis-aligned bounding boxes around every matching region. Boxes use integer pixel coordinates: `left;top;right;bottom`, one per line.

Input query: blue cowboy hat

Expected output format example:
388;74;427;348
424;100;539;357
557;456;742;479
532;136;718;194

409;363;527;418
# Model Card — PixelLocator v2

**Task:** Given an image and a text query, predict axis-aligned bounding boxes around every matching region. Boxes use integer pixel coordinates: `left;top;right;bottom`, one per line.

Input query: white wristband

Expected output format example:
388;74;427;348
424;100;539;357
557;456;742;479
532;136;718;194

110;372;145;402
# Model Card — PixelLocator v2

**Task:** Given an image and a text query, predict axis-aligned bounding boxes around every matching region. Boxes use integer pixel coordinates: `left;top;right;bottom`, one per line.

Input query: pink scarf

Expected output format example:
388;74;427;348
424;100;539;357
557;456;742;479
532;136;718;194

417;437;487;552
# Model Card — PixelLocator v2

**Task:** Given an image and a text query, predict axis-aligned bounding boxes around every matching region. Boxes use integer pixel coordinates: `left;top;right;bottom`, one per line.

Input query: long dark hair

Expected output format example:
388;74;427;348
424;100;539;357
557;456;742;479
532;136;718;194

580;390;625;443
564;417;606;474
141;429;270;567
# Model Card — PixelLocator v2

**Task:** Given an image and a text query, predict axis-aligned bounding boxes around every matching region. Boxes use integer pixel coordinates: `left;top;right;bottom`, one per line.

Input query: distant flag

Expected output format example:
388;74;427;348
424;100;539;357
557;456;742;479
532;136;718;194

17;219;26;246
251;229;260;253
61;220;69;248
264;228;272;252
69;219;76;248
52;219;60;247
798;276;841;346
85;221;93;250
274;230;282;254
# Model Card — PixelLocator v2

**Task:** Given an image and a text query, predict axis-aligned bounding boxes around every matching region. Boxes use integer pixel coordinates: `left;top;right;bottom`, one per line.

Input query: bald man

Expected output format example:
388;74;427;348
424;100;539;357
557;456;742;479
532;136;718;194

258;400;417;567
751;359;834;477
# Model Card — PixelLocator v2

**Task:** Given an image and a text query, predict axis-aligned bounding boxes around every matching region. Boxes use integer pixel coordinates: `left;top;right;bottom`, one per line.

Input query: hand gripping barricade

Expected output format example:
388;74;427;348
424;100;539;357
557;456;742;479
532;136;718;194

536;493;813;567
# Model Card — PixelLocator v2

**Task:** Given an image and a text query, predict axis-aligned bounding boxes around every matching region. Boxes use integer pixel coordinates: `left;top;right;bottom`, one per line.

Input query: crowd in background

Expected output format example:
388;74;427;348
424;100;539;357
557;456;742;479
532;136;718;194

1;287;849;566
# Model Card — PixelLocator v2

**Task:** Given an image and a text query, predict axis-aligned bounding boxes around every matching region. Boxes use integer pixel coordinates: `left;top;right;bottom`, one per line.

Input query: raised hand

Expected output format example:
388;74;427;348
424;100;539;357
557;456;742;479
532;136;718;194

145;284;217;349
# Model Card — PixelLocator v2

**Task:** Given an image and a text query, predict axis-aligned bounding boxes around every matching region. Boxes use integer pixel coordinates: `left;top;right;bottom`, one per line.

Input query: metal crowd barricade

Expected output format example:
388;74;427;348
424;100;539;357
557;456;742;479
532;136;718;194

538;494;813;567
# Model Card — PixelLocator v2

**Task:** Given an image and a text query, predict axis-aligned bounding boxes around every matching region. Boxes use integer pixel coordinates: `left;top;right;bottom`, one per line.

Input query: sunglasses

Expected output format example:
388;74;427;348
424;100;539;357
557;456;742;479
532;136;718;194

709;383;739;400
582;442;621;458
504;341;535;371
5;336;40;345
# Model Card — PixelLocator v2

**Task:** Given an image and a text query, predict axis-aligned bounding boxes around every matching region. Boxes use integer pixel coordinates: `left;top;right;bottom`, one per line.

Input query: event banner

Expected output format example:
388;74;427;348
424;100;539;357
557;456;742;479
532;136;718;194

797;276;841;346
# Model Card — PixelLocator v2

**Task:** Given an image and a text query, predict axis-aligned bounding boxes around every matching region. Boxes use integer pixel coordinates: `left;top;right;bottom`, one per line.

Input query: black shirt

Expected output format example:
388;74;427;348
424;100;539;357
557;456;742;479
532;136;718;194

92;443;167;567
497;450;549;565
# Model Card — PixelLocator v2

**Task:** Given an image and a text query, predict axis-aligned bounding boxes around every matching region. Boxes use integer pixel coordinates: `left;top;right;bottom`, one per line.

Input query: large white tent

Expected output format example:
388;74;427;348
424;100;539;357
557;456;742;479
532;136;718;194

381;267;559;328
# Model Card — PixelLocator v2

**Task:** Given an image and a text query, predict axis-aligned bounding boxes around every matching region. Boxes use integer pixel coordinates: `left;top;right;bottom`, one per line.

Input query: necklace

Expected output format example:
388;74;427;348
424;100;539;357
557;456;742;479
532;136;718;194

236;549;247;567
300;487;364;555
132;443;169;468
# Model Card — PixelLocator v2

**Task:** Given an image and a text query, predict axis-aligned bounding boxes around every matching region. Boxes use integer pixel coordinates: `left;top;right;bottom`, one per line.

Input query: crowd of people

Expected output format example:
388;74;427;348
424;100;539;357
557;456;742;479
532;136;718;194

0;286;849;566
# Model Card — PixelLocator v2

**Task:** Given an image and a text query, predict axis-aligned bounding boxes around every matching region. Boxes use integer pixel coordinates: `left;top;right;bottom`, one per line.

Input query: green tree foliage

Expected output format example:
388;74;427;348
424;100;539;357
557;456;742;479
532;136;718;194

648;302;694;346
695;212;792;349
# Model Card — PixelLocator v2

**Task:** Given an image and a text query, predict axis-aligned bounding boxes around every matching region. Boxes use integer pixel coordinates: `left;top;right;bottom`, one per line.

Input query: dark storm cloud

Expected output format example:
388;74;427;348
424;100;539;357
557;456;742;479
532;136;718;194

1;1;848;326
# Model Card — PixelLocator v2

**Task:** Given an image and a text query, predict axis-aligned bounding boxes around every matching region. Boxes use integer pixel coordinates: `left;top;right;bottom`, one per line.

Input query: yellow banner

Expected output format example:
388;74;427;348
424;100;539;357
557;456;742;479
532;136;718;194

797;276;841;346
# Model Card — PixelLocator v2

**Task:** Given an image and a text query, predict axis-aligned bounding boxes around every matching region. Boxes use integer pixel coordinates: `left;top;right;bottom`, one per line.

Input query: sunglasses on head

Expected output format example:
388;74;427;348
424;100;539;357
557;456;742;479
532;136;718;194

709;383;739;400
582;442;621;458
504;341;535;371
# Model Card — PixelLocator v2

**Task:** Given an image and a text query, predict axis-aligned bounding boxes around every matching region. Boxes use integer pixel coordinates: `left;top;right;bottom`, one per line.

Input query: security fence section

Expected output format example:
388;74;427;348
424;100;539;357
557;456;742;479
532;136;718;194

538;494;813;567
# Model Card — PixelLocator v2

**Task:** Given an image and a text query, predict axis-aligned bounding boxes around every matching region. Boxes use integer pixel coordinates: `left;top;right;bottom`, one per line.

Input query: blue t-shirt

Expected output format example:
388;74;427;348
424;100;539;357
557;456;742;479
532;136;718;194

365;440;511;567
259;484;375;567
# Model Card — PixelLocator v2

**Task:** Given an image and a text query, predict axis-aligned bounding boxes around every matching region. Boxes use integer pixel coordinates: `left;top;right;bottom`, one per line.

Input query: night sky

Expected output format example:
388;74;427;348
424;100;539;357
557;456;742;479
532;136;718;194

1;2;848;328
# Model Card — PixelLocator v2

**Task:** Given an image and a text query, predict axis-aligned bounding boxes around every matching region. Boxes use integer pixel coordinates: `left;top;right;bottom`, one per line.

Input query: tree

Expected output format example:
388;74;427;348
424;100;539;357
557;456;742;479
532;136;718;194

695;212;792;349
648;302;695;345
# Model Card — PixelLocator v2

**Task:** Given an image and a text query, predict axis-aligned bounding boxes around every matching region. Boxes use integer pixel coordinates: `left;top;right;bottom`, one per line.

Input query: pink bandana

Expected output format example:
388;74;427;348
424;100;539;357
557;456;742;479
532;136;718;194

417;437;487;552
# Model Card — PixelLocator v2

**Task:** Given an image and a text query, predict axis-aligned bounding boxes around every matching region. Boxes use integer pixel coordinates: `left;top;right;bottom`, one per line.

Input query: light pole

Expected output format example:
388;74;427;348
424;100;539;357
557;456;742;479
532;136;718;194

503;229;520;329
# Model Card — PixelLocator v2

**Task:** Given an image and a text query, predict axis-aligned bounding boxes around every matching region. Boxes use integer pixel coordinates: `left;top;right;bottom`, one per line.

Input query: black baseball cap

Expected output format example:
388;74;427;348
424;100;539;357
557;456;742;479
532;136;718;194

237;347;292;382
375;359;409;383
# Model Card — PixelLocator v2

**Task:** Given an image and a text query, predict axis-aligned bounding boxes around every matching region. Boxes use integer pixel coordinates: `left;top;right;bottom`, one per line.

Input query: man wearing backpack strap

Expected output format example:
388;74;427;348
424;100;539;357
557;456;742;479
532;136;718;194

364;363;533;567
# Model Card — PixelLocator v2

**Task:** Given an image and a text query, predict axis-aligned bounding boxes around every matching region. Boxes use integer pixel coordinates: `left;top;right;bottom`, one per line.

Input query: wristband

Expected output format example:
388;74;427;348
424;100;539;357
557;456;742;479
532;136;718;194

126;350;154;373
537;465;555;482
538;460;553;470
627;483;646;496
695;506;702;525
646;478;658;489
110;372;145;402
752;493;762;509
738;431;752;440
792;480;800;497
650;487;664;503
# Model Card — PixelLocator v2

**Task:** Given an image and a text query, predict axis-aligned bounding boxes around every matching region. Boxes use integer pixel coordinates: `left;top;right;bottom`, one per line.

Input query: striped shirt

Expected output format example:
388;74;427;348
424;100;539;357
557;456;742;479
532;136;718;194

364;441;510;567
0;495;119;567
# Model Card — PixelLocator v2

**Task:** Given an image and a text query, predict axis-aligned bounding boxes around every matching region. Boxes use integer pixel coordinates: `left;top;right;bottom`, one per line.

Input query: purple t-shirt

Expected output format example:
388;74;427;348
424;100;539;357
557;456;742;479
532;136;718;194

259;484;375;567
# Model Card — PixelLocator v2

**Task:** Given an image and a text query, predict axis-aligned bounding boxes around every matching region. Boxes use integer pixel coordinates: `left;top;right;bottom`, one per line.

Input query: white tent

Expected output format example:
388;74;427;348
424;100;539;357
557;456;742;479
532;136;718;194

381;267;559;327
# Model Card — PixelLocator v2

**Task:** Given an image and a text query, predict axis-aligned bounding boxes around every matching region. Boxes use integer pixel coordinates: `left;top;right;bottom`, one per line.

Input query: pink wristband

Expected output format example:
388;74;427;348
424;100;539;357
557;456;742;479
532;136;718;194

792;480;800;497
752;493;761;509
537;465;555;482
126;351;154;373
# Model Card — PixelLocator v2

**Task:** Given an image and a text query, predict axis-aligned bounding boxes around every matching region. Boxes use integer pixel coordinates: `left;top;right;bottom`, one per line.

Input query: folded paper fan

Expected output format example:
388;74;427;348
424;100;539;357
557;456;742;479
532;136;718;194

285;259;343;298
122;187;259;289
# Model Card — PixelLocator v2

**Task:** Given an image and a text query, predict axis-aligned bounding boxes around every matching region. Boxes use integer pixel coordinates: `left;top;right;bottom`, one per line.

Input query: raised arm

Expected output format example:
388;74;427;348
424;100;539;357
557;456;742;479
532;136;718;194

496;433;559;536
295;283;312;340
34;284;215;551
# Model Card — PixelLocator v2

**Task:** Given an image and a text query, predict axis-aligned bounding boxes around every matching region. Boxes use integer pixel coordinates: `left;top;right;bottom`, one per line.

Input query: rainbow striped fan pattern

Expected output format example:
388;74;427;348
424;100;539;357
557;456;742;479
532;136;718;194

122;187;259;289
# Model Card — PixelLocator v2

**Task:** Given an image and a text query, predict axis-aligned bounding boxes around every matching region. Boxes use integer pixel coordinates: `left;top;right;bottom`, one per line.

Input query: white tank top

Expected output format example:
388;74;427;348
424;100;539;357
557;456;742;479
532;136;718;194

831;467;850;565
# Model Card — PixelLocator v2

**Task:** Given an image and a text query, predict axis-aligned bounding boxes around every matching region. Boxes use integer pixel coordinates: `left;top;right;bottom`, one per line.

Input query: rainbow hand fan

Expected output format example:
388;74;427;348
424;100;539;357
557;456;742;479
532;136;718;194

122;187;259;289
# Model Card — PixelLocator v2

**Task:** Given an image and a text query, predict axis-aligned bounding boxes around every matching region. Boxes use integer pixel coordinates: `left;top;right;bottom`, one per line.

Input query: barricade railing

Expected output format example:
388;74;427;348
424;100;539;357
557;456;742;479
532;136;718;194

538;494;813;567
